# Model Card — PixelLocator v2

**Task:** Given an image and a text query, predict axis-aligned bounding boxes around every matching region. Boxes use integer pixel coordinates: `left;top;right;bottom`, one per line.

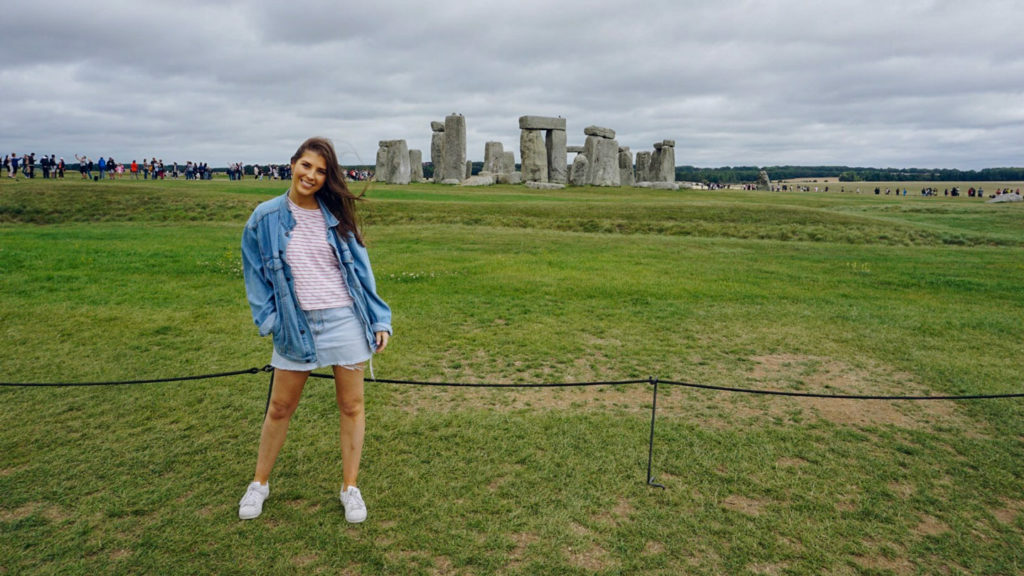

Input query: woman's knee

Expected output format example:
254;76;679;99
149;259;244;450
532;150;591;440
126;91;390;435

267;397;300;421
338;394;364;418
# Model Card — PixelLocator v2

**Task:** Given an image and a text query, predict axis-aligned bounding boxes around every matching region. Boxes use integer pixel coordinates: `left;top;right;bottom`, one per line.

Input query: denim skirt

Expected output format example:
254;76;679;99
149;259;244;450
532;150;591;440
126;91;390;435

271;306;373;371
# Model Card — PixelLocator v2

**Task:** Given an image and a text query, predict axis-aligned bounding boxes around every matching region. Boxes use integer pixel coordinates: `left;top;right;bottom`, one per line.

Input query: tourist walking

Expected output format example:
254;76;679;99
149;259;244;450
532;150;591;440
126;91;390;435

238;136;392;523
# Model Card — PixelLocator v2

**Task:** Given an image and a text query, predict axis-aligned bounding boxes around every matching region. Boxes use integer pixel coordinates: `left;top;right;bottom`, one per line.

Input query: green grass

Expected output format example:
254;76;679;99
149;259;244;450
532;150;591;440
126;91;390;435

2;177;1023;575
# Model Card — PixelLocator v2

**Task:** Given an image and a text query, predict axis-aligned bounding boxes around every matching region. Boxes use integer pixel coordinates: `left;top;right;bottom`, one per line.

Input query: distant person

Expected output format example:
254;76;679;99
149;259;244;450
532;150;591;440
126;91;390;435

75;154;89;179
238;136;392;524
6;153;18;179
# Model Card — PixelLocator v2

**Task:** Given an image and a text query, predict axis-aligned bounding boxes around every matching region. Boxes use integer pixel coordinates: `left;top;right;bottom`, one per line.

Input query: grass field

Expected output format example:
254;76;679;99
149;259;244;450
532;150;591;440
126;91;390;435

2;176;1023;575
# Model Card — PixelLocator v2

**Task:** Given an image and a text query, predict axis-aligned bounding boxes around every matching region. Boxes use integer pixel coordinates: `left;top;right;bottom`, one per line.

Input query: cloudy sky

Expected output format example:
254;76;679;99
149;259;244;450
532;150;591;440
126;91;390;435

2;0;1022;169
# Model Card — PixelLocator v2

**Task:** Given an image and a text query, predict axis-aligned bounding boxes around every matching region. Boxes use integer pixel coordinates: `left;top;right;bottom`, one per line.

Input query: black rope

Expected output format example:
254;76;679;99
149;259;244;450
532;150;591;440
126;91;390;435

0;367;262;387
2;365;1021;400
659;379;1024;400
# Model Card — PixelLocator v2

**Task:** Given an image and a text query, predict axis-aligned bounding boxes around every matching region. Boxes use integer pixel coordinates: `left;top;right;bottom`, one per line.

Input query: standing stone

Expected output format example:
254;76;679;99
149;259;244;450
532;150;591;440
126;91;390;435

635;151;651;183
653;141;675;182
466;160;473;179
375;142;389;182
590;137;621;186
618;147;634;187
501;151;515;175
569;154;589;186
483;142;504;174
442;114;466;182
384;140;410;185
546;128;567;184
409;149;423;182
649;145;662;182
582;127;620;187
430;123;445;181
520;129;548;182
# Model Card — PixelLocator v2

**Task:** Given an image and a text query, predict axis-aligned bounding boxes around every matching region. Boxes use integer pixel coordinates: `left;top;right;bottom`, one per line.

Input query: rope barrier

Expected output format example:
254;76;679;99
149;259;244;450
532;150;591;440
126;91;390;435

0;367;262;387
3;366;1022;400
4;365;1022;489
658;379;1024;400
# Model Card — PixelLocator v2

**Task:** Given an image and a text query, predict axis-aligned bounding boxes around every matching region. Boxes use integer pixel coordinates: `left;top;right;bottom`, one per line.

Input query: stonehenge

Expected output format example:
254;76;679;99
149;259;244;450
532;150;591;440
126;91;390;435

518;115;567;184
372;113;680;190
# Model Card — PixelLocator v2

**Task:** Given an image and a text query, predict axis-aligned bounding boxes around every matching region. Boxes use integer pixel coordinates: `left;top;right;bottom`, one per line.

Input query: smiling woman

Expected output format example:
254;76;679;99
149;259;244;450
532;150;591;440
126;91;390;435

239;136;393;524
288;151;326;208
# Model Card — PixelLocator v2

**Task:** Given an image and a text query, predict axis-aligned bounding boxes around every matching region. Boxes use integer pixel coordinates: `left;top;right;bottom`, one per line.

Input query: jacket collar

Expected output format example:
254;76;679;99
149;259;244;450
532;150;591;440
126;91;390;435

278;190;340;229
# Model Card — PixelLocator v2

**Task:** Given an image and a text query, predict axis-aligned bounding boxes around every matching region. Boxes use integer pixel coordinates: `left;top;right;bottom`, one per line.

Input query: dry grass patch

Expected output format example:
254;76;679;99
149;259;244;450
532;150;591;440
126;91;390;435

913;514;951;537
747;562;790;575
991;498;1023;525
0;502;67;523
853;554;915;575
721;494;767;516
592;495;634;527
503;532;539;573
740;354;973;430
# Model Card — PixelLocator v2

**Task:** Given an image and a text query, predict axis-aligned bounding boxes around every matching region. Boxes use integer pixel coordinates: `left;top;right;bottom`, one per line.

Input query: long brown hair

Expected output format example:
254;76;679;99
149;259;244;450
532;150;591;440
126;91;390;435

290;136;365;245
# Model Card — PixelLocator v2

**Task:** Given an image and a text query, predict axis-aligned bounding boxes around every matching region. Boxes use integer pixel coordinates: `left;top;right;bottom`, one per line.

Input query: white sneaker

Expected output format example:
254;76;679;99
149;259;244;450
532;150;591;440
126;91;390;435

340;485;367;523
238;482;269;520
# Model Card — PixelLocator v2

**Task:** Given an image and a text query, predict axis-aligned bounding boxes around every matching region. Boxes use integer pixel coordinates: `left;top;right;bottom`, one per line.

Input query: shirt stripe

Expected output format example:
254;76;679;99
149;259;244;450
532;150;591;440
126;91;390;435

285;199;353;310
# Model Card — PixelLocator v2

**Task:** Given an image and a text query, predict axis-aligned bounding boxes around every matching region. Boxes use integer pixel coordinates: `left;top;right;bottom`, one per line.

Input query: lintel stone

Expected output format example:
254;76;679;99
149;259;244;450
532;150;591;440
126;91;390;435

519;115;567;131
584;125;616;139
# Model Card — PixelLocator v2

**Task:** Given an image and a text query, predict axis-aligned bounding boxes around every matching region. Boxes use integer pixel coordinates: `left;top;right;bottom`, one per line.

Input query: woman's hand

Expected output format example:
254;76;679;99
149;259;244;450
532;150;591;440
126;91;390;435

375;331;390;353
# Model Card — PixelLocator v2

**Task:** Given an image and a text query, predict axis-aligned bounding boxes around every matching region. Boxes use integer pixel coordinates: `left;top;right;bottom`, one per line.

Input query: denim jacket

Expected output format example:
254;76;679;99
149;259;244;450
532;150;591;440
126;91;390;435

241;192;392;362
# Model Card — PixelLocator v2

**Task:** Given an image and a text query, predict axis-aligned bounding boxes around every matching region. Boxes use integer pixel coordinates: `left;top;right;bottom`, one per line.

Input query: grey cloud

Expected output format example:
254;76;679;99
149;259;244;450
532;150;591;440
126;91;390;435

1;0;1022;169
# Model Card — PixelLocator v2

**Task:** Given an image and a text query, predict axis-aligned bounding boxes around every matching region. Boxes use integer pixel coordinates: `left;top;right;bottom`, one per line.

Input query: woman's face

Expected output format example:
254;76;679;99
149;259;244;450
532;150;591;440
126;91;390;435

289;151;328;207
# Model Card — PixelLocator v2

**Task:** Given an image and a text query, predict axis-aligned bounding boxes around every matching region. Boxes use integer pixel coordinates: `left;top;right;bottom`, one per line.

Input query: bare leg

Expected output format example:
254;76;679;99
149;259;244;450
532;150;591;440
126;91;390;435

334;364;366;489
253;368;309;484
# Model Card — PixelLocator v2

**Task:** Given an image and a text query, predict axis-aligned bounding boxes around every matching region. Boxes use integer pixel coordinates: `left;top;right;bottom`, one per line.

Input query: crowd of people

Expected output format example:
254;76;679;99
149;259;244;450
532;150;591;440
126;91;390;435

769;183;1020;199
226;162;294;181
4;152;221;181
4;153;66;179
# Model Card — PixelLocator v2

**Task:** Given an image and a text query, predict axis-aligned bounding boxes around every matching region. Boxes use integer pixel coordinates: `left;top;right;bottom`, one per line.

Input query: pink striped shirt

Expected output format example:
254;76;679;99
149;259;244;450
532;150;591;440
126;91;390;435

285;198;353;310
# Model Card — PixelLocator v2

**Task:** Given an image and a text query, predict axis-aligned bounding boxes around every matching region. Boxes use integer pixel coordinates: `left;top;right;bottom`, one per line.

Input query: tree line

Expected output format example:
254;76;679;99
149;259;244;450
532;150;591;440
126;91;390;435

674;165;1024;184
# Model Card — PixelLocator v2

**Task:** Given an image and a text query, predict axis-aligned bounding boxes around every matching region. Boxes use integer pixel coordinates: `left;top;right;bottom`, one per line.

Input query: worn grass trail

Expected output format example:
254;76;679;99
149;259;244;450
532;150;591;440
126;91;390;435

1;177;1023;575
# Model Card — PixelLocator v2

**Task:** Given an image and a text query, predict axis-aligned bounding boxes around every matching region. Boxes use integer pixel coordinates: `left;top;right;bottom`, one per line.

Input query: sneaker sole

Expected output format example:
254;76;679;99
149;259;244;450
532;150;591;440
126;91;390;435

239;509;262;520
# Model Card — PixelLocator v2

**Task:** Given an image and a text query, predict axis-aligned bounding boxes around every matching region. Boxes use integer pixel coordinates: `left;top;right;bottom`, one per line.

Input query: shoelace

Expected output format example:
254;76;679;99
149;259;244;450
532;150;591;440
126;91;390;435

241;486;265;507
344;489;365;510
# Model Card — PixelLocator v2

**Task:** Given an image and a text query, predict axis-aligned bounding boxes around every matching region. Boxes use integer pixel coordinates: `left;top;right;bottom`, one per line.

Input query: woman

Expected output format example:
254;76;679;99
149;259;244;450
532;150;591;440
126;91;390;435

239;136;392;523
